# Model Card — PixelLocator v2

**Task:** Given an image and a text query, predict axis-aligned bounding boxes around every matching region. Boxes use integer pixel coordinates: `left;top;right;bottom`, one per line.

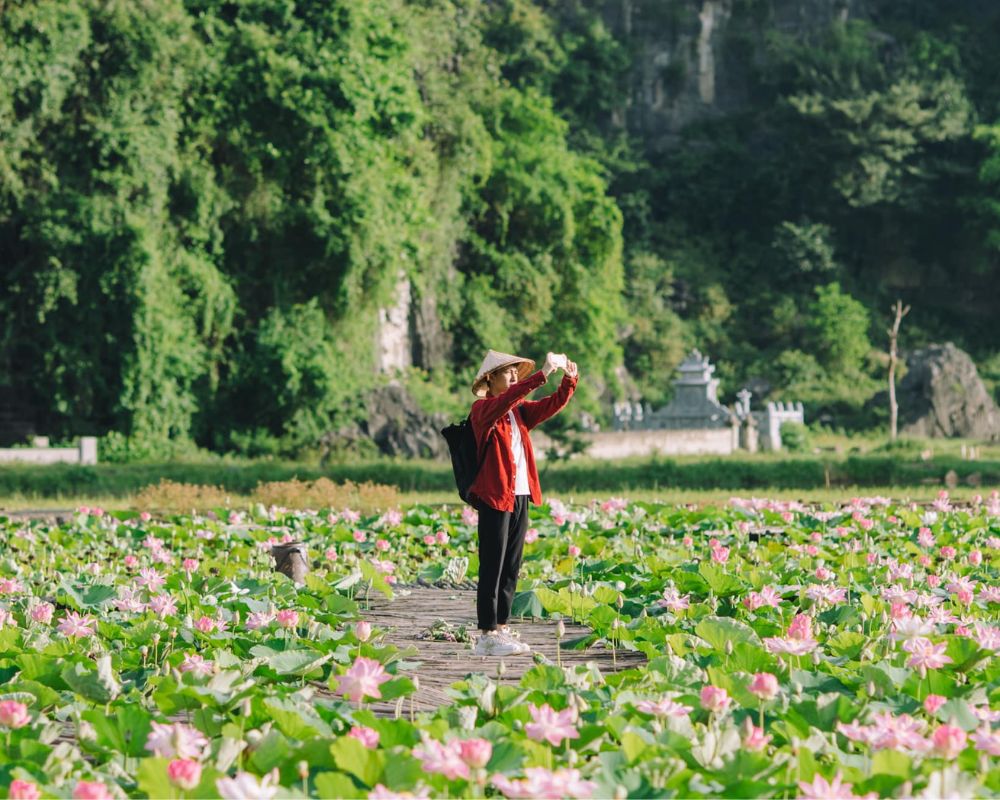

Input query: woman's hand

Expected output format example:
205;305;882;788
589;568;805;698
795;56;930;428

565;359;578;378
542;352;567;377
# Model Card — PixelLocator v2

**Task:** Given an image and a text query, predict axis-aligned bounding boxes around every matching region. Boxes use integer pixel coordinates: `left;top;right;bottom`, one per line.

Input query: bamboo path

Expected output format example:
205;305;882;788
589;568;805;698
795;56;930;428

361;586;645;715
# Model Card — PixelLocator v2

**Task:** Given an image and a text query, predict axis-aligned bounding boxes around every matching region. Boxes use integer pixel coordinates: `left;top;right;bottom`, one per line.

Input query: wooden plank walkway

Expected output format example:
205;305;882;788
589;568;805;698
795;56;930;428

362;586;645;714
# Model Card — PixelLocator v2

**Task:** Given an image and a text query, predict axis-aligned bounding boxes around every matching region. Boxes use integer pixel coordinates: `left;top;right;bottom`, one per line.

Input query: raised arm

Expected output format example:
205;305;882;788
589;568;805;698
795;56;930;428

519;373;578;430
470;370;547;435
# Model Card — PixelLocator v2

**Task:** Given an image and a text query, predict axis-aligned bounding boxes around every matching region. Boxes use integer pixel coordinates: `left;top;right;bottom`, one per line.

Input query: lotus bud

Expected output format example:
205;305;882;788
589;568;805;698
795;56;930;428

140;646;148;658
614;786;628;800
812;650;821;666
497;660;506;678
241;698;252;717
412;675;420;691
616;594;624;609
556;619;566;639
246;729;264;746
867;681;877;697
725;640;734;655
298;761;309;780
567;748;578;765
793;681;803;699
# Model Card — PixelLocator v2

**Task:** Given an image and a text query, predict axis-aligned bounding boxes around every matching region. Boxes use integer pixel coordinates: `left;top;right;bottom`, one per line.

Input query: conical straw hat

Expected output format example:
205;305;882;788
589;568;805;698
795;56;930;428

472;349;536;397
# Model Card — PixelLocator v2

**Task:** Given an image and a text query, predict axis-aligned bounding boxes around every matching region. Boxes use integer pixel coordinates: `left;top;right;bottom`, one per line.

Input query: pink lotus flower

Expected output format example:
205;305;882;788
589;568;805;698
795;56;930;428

0;608;15;628
969;549;983;566
276;609;299;628
635;697;692;718
336;657;391;704
342;508;361;524
492;767;596;799
168;758;203;790
413;737;469;780
246;611;275;631
325;547;338;561
836;720;877;745
355;620;372;642
764;636;818;656
461;506;478;526
182;558;199;573
700;685;731;713
349;725;380;749
459;738;492;769
918;527;934;547
787;614;813;641
115;587;145;614
383;509;403;526
123;554;139;569
568;545;581;558
0;578;24;594
903;638;953;673
8;780;41;800
971;727;1000;756
866;712;931;752
353;530;367;543
146;721;209;759
376;538;390;551
525;528;539;543
749;672;780;701
974;623;1000;652
0;700;30;728
798;772;875;800
28;601;53;625
180;654;213;677
742;717;772;751
923;694;947;715
682;536;694;548
58;611;96;638
939;546;957;560
195;615;216;633
436;531;449;544
525;703;579;747
136;567;165;591
658;588;690;612
72;782;113;800
931;724;967;759
216;771;279;800
423;534;436;546
805;584;847;606
148;593;178;618
743;586;782;611
711;545;729;564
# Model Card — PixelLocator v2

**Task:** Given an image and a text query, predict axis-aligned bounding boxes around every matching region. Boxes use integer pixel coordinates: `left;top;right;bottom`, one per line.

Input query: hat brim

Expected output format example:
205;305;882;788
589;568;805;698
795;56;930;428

472;358;536;397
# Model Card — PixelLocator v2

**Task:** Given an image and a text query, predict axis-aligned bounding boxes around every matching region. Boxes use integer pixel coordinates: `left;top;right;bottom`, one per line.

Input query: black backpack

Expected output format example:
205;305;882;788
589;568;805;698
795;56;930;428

441;416;480;505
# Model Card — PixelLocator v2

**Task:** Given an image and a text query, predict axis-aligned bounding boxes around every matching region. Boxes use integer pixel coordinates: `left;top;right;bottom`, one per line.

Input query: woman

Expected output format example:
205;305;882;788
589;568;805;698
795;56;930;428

467;349;578;656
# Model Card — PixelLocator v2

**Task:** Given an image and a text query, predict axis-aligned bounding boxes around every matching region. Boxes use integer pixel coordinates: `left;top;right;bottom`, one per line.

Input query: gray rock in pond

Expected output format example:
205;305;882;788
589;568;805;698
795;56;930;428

271;542;309;584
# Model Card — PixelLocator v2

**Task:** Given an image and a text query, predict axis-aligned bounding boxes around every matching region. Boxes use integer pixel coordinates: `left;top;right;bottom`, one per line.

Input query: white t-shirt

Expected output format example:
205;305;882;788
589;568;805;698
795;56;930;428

508;410;530;495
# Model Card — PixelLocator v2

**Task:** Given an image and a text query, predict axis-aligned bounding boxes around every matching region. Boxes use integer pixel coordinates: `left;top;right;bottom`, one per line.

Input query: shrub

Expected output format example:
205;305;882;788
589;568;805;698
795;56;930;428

252;478;399;512
780;422;812;453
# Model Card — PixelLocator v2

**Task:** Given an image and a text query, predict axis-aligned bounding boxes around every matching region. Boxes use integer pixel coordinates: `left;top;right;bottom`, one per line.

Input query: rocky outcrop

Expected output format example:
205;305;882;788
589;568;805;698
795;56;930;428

898;343;1000;440
321;383;450;461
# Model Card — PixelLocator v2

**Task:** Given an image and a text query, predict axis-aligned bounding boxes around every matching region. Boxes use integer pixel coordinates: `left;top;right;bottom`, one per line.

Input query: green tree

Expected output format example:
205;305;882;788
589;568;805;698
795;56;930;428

806;282;872;375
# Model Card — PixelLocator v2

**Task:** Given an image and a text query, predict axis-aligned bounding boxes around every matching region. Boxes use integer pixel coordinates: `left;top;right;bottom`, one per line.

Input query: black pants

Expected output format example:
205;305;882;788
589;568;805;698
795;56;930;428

476;495;529;631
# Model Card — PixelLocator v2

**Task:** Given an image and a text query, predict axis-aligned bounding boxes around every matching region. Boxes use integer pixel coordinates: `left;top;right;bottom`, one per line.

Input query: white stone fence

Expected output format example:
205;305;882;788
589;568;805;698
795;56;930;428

0;437;98;465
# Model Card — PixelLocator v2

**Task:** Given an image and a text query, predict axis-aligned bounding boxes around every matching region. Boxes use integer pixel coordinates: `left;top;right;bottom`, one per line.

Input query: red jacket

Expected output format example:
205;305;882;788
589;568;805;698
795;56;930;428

468;370;578;512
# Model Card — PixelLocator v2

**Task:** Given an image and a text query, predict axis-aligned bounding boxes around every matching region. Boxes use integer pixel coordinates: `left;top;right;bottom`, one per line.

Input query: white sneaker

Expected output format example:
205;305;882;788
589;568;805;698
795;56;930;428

497;630;531;654
473;631;521;657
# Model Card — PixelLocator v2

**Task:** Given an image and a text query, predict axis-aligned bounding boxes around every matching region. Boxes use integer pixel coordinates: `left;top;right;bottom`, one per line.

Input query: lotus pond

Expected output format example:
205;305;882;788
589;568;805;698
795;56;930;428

0;492;999;799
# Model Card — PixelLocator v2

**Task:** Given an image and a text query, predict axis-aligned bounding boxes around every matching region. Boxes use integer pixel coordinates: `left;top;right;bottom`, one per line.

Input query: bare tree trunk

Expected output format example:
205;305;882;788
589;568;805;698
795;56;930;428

887;300;910;441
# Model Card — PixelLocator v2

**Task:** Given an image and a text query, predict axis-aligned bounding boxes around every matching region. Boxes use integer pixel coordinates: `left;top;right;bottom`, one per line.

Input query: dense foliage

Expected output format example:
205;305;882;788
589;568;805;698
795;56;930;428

0;494;998;796
2;0;1000;454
